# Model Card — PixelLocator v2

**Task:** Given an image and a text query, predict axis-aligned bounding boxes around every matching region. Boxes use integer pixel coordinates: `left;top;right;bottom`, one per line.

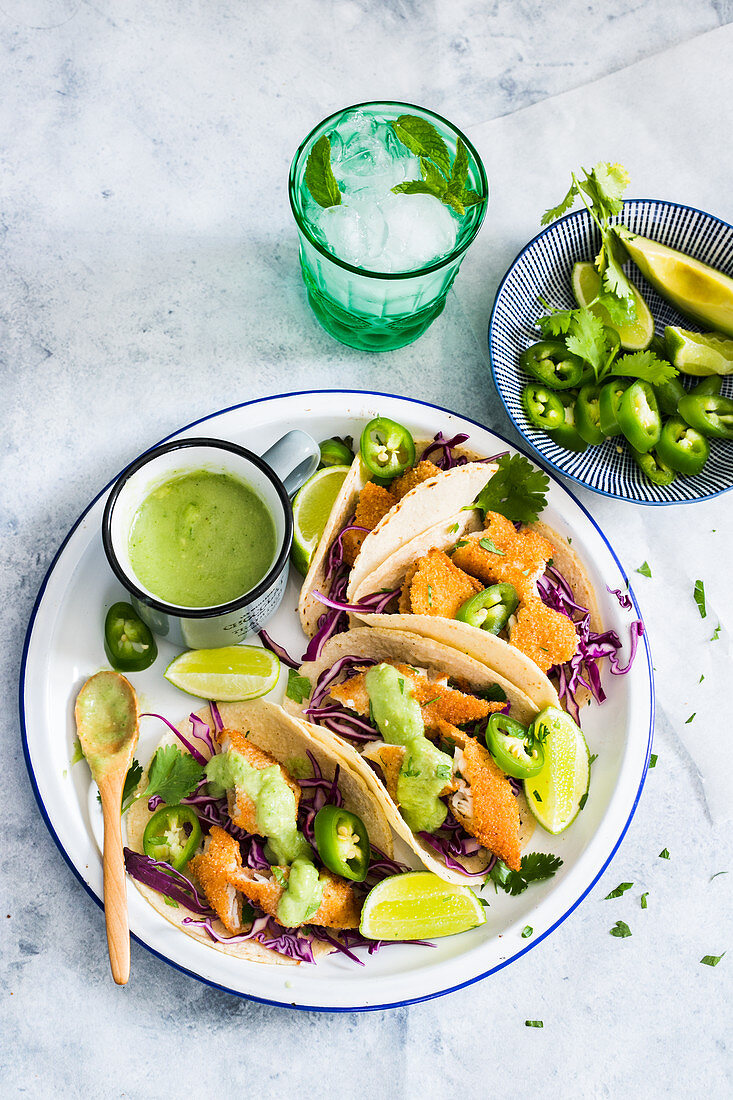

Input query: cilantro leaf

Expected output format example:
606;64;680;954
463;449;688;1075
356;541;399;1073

592;162;631;213
641;892;649;909
498;852;563;897
479;537;505;556
305;135;342;209
700;953;725;967
143;745;204;806
610;920;632;938
541;180;578;226
473;453;549;525
121;758;143;813
286;669;311;704
694;579;707;619
610;350;678;386
537;308;577;337
605;882;633;900
272;866;287;887
659;848;670;859
602;232;637;305
565;308;608;377
636;561;652;577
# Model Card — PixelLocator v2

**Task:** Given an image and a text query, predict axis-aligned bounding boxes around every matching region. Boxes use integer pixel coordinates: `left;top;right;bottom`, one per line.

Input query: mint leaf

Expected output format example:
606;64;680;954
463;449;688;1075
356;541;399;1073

448;136;469;193
421;157;448;195
143;745;204;806
610;350;677;386
286;669;311;704
473;453;549;525
305;135;342;209
694;579;707;619
390;115;451;178
391;180;441;197
458;187;482;207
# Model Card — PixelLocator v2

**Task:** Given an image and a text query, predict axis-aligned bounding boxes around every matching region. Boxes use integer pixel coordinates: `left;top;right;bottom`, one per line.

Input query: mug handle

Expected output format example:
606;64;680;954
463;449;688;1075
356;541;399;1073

261;430;320;496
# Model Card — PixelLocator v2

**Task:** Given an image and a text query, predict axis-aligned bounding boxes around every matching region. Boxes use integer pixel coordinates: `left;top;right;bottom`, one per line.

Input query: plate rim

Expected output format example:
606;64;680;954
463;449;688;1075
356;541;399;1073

19;388;655;1012
488;196;733;506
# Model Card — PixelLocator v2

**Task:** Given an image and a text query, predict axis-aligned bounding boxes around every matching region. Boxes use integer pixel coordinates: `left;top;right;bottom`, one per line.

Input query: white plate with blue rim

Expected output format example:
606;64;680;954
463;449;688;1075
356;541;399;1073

20;390;654;1011
489;199;733;505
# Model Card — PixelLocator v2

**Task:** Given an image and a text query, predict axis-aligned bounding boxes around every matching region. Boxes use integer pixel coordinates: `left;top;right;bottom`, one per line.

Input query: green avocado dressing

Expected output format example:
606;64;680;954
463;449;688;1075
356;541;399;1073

128;470;276;608
364;663;453;834
205;750;324;924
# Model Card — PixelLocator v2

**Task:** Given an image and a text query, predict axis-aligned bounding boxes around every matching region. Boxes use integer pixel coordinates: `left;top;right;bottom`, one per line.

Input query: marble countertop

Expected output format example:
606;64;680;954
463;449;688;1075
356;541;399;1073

2;2;731;1095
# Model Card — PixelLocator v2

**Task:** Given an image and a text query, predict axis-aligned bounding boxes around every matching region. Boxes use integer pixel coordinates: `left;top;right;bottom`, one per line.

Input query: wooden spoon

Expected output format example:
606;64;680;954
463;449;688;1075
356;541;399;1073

75;670;140;985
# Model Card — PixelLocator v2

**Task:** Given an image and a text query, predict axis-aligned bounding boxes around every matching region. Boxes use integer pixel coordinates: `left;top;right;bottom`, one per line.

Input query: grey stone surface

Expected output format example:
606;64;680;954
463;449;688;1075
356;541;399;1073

1;2;732;1096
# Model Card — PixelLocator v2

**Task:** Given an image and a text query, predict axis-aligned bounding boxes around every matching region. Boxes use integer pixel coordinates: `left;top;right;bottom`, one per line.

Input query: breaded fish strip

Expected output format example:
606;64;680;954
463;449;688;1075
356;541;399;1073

329;662;502;732
228;865;361;929
390;460;441;501
450;737;522;871
188;826;246;934
342;482;397;566
451;511;555;601
360;742;406;803
400;548;485;618
509;597;579;673
217;728;300;833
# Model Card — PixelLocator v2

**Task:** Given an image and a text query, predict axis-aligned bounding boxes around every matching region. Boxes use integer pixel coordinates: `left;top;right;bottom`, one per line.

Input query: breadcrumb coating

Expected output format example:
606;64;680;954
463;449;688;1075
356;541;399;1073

390;460;441;500
509;597;579;673
342;482;397;565
450;738;522;871
451;511;554;601
228;866;361;929
400;548;485;618
188;826;246;933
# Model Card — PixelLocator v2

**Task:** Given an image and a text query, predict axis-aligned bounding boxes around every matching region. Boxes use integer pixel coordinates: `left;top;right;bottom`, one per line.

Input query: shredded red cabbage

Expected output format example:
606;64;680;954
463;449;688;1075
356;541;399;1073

537;565;643;724
140;711;209;766
189;713;216;756
313;587;401;616
298;751;344;845
258;629;300;670
417;810;493;879
182;914;317;964
302;564;351;662
607;584;633;611
309;654;378;709
421;431;471;469
325;516;369;583
209;702;223;733
123;848;214;914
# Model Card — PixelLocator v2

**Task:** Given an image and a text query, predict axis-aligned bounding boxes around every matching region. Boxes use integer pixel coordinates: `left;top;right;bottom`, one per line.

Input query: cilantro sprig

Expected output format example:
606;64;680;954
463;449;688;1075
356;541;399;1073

473;454;550;525
490;852;563;896
286;669;312;704
123;745;204;813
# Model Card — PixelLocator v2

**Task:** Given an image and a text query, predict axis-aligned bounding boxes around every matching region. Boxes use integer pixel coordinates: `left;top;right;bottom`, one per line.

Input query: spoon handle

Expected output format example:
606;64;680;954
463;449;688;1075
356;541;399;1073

100;778;130;985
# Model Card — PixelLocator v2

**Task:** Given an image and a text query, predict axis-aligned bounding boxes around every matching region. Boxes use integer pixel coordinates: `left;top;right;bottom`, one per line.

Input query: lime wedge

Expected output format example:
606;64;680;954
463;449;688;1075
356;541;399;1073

164;645;280;701
359;871;486;940
291;465;351;575
664;325;733;377
524;707;590;835
571;261;653;350
617;227;733;339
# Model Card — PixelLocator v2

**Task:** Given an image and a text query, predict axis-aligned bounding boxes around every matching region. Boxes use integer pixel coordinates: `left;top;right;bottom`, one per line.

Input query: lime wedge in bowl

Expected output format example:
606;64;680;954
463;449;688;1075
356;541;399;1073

164;645;280;701
524;707;590;835
617;227;733;338
665;325;733;376
571;260;653;350
359;871;486;940
291;464;351;575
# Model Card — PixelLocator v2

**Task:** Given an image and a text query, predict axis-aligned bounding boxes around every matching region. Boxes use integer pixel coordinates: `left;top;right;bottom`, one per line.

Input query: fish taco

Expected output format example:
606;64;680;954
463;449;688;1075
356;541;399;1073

285;627;539;885
124;698;409;966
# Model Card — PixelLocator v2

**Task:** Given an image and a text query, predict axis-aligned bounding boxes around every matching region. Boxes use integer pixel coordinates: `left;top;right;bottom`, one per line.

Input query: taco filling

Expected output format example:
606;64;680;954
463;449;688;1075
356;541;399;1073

306;656;524;873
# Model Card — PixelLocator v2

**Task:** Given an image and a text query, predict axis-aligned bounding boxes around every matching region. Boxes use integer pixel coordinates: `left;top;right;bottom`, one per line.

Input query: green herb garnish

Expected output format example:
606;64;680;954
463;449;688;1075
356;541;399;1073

610;920;632;938
402;757;421;778
521;925;533;939
389;117;482;215
473;453;549;525
710;871;728;881
525;1020;543;1028
700;953;725;967
694;579;706;618
491;852;563;897
479;537;505;556
649;754;657;768
286;669;312;704
685;713;696;725
305;135;342;209
272;867;287;887
121;758;143;813
605;882;633;900
659;848;670;859
637;561;652;578
640;892;648;909
711;623;721;641
128;746;203;811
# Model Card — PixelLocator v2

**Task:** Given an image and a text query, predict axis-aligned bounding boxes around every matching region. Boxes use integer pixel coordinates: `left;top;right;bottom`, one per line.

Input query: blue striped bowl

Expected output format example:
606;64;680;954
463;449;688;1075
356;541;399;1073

489;199;733;504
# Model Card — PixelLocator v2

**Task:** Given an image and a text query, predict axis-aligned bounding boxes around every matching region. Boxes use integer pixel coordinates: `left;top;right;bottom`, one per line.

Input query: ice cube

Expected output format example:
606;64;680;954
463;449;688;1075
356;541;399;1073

372;193;459;273
330;113;419;197
313;200;388;267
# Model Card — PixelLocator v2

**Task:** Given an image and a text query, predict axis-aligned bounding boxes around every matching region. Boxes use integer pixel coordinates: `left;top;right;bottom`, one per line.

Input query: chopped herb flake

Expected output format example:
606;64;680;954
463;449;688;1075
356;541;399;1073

710;871;728;882
700;953;725;967
711;623;721;641
659;848;670;860
448;523;459;534
699;674;705;683
694;579;706;618
272;867;287;887
427;584;433;607
479;537;505;556
521;925;533;939
605;882;633;900
525;1020;543;1028
636;561;652;577
533;790;542;803
685;713;696;724
649;754;657;768
640;892;648;909
286;669;312;704
610;920;632;938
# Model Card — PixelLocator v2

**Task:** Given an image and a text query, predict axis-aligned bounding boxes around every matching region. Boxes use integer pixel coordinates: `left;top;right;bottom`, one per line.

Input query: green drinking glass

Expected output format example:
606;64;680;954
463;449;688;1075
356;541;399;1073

289;101;488;352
